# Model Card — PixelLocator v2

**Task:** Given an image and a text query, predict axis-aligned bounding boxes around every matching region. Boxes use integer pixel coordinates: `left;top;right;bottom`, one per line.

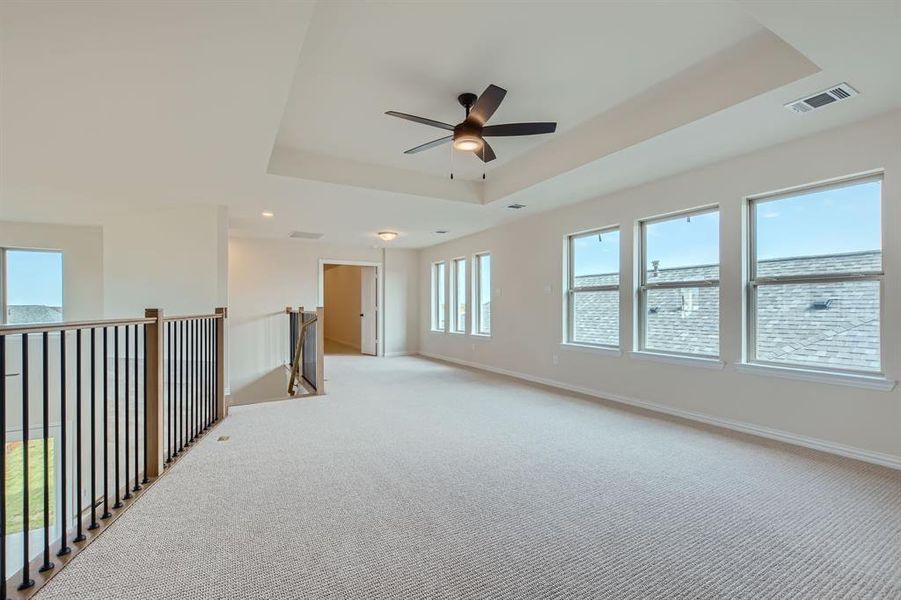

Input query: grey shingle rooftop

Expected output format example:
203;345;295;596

573;251;881;372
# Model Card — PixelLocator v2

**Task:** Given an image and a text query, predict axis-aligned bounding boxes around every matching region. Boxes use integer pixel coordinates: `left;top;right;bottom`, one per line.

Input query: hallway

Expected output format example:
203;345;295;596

36;355;901;599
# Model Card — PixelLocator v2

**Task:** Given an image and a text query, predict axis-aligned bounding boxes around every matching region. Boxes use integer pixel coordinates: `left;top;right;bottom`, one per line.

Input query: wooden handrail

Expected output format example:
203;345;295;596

0;317;155;336
162;313;225;322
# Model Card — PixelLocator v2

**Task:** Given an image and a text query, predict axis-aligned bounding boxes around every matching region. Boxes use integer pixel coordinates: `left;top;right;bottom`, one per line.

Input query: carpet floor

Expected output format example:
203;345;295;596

36;355;901;599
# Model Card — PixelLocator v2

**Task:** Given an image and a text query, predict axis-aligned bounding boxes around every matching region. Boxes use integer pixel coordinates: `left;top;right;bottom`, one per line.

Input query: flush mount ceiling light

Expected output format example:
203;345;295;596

377;231;398;241
261;211;274;218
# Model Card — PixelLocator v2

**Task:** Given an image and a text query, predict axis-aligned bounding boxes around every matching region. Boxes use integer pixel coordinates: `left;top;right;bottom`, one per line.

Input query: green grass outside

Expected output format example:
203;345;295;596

5;439;56;534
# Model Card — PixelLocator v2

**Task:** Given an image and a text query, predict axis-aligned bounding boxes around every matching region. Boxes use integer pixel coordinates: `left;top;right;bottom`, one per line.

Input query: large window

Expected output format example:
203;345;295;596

431;261;447;332
452;258;467;333
639;208;719;357
1;249;64;325
567;227;619;347
473;253;491;335
748;175;883;373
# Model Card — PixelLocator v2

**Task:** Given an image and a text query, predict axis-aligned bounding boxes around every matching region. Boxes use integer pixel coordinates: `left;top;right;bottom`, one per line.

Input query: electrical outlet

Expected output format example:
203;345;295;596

544;285;552;294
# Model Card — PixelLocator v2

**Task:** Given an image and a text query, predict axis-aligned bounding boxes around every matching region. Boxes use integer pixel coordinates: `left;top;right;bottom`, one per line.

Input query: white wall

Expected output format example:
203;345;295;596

419;110;901;464
227;238;419;403
384;248;420;356
0;220;103;320
323;265;362;349
102;204;228;318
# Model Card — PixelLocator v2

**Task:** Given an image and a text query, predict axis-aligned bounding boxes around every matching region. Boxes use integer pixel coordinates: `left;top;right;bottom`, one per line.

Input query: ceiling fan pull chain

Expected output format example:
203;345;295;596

450;141;455;180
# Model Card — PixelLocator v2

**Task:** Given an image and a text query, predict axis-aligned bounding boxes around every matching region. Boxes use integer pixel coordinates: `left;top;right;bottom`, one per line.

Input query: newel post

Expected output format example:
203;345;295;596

215;307;228;419
144;308;165;478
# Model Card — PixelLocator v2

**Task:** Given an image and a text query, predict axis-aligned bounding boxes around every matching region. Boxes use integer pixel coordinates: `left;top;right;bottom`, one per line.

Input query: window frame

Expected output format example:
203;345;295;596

451;257;467;334
566;225;620;348
0;247;65;325
637;205;720;359
746;172;885;376
472;252;491;336
430;260;447;333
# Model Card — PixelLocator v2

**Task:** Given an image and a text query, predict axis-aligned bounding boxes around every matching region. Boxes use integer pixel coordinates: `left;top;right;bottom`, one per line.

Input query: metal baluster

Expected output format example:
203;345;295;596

19;333;34;590
181;321;186;449
142;325;149;484
40;332;54;573
213;318;218;422
58;331;71;557
132;324;141;492
1;335;7;600
74;330;85;542
113;327;121;509
167;321;173;463
123;326;131;501
192;320;197;440
99;328;109;522
91;329;101;528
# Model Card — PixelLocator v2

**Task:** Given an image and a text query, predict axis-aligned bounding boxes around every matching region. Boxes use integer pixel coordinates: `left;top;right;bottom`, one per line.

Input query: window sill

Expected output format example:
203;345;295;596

629;350;724;370
735;362;896;391
560;343;621;357
470;333;492;340
429;329;446;334
449;330;466;335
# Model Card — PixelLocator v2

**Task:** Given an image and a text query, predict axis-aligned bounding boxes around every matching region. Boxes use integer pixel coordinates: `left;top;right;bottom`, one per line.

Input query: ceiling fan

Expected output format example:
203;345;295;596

385;84;556;162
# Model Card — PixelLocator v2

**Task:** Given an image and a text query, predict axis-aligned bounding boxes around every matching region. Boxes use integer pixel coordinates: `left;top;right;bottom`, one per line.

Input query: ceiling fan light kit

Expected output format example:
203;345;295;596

385;84;557;171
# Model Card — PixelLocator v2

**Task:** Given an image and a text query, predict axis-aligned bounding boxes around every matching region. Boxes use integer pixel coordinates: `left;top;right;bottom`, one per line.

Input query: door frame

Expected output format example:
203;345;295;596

318;259;384;357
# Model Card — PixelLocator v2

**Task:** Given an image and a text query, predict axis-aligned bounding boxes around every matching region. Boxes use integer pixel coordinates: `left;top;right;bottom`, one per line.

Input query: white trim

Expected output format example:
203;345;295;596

470;333;492;341
735;362;896;391
560;343;622;357
418;351;901;470
629;350;724;369
318;258;384;357
384;351;415;357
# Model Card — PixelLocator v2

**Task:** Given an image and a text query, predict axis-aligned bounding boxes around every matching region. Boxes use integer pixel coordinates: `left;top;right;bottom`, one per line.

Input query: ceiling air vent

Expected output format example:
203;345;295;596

507;203;526;209
289;231;323;240
785;83;858;114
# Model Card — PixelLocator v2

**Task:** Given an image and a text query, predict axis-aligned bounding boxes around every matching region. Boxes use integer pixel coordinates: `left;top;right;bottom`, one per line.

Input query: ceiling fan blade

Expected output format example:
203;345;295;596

482;122;557;136
474;140;496;162
404;135;452;154
466;84;507;126
385;111;454;131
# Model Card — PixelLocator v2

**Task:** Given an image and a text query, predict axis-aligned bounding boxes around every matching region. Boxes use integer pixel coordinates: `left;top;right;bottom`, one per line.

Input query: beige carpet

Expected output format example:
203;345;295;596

37;355;900;599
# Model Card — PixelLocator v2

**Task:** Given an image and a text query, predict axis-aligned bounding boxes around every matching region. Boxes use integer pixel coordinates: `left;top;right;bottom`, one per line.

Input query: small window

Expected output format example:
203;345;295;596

567;227;619;347
1;249;64;324
473;253;491;335
749;175;883;373
452;258;467;333
639;208;719;357
430;261;447;332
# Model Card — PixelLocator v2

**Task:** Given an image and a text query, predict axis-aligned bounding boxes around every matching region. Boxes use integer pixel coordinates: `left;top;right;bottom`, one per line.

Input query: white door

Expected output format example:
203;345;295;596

360;266;377;355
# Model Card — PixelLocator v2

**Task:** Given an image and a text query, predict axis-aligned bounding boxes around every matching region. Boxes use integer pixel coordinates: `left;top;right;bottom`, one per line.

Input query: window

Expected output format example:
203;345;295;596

748;175;883;373
567;227;619;347
639;208;719;357
430;261;446;332
1;249;64;324
473;253;491;335
452;258;467;333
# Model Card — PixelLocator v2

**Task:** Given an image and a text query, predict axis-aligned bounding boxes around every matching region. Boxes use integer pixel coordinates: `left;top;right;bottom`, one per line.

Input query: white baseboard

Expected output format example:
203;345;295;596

418;351;901;470
385;350;415;357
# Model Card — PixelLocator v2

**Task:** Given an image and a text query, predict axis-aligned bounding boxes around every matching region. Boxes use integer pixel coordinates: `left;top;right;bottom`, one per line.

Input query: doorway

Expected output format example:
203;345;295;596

320;261;380;356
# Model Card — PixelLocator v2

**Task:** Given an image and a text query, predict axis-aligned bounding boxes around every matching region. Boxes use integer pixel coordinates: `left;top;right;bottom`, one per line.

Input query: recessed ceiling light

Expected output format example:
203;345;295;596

507;203;526;209
377;231;398;241
435;230;448;234
261;211;274;218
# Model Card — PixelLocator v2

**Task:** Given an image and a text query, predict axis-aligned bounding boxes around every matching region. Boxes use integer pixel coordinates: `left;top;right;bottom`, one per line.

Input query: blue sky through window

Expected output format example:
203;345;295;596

6;250;63;306
572;180;880;276
755;180;881;261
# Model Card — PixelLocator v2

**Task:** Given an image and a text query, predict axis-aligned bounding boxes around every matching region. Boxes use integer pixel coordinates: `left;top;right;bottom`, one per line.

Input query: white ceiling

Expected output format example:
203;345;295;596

1;1;900;248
